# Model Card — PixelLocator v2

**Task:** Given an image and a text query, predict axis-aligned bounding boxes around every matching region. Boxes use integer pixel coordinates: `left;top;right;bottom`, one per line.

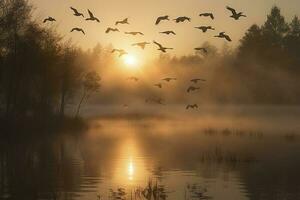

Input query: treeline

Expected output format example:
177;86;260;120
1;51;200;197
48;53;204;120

159;6;300;104
0;0;101;121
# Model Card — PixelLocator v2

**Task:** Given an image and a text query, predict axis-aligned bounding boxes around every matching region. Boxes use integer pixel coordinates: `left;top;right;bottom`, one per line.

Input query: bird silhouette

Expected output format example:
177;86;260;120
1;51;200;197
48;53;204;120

214;32;232;42
174;16;191;23
160;31;176;35
146;97;165;105
70;7;84;17
127;76;139;82
153;41;173;53
195;47;208;54
186;104;198;110
154;83;163;88
162;78;176;82
70;28;85;35
226;6;246;20
155;15;170;25
199;13;214;20
123;104;129;108
115;18;129;25
86;9;100;22
111;49;128;57
105;27;119;33
187;86;200;93
190;78;206;83
124;31;144;36
132;42;150;49
43;17;56;23
195;26;215;33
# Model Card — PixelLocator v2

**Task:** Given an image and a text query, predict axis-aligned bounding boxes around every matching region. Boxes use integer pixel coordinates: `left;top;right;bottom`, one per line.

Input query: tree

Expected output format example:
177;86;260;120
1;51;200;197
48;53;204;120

75;72;101;117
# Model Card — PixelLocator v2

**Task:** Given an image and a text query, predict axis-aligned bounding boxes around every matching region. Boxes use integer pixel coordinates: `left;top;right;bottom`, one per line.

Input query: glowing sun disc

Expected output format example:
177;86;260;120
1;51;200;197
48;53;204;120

123;54;138;67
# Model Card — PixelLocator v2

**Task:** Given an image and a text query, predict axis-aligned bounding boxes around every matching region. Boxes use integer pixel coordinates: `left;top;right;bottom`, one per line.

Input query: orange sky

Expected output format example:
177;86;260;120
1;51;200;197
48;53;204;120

32;0;300;61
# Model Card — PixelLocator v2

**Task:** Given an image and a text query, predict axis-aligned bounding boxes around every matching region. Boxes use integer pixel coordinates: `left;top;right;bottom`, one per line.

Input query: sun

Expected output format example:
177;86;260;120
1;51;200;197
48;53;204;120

123;54;138;68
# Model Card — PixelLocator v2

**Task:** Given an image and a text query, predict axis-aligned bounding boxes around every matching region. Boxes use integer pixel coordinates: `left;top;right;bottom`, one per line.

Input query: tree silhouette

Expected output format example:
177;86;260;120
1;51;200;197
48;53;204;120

75;71;101;118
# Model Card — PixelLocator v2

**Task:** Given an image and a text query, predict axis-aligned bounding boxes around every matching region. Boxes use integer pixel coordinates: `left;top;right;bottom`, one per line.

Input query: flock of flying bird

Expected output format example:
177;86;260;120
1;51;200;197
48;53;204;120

43;5;247;110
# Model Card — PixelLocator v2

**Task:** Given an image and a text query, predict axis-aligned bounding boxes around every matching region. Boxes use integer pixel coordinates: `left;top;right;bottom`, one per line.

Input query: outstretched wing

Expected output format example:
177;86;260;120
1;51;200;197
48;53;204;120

155;17;162;25
226;6;237;15
70;7;78;14
88;9;94;18
153;41;163;49
224;34;232;42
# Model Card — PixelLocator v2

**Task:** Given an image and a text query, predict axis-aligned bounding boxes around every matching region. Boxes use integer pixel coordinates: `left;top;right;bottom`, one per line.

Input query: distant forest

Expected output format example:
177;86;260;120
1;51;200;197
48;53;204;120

1;0;300;120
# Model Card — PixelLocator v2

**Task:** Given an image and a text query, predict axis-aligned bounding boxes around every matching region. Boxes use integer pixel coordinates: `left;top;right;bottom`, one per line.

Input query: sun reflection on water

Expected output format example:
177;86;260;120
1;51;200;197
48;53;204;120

128;157;135;181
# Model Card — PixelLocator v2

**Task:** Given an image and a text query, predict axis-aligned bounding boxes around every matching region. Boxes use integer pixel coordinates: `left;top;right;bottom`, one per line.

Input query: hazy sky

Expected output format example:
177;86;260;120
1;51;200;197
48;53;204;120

32;0;300;61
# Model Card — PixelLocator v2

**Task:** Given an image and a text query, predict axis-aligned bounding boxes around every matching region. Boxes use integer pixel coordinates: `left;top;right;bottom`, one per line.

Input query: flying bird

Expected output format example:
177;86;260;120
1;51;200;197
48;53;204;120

162;78;177;82
115;18;129;25
160;31;176;35
111;49;128;57
199;13;214;20
155;15;170;25
146;98;165;105
195;47;208;54
125;31;144;36
132;42;150;49
43;17;56;23
174;16;191;23
154;83;163;88
127;76;139;82
191;78;206;83
187;86;200;93
153;41;173;53
70;7;84;17
226;6;246;20
195;26;215;33
105;27;119;33
186;104;198;110
86;9;100;22
70;28;85;35
214;32;232;42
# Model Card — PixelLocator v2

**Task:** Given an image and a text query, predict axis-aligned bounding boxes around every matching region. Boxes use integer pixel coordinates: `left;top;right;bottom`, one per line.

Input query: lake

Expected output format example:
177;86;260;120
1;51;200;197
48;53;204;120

1;105;300;200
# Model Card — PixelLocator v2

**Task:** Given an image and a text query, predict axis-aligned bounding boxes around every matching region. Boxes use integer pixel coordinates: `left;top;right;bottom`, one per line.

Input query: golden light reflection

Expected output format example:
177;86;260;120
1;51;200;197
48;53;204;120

128;157;135;181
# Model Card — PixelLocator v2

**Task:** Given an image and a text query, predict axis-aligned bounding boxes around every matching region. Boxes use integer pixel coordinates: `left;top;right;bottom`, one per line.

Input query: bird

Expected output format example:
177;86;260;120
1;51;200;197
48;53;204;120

43;17;56;23
70;7;84;17
154;83;163;88
70;28;85;35
162;78;176;82
174;16;191;23
124;31;144;36
194;26;215;33
191;78;206;83
132;42;150;49
194;47;208;54
187;86;200;93
123;104;129;108
153;41;173;53
127;76;139;81
146;98;165;105
86;9;100;22
160;31;176;35
226;6;246;20
115;18;129;25
105;27;119;33
186;104;198;110
214;32;232;42
111;49;128;57
199;13;214;20
155;15;170;25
